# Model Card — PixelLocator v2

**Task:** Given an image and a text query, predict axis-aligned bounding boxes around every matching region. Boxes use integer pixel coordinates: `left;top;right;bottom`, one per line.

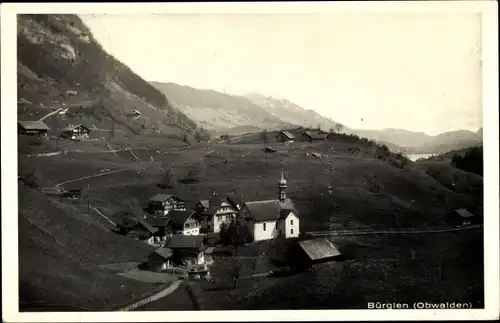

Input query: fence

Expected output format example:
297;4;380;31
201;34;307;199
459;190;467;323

307;224;483;237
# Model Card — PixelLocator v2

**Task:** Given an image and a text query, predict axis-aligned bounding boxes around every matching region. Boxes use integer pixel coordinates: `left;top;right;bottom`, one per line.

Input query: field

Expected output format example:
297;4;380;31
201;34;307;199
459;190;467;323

18;133;484;311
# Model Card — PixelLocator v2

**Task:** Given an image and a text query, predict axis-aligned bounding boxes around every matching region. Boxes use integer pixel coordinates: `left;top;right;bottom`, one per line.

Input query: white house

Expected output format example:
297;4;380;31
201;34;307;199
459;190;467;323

167;210;201;236
239;172;300;242
195;193;240;233
148;194;186;216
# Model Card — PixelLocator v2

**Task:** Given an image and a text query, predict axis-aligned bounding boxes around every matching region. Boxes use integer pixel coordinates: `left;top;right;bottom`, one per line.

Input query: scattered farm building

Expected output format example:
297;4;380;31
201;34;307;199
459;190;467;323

447;208;479;226
18;120;50;137
239;172;300;242
60;124;91;140
276;131;295;143
301;131;328;142
165;235;206;268
297;238;342;265
195;194;240;233
148;194;186;216
167;210;202;235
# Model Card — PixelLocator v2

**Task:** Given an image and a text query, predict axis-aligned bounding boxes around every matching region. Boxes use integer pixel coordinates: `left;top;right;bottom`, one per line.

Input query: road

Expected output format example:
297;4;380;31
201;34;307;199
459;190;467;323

38;100;98;122
117;280;182;311
54;169;124;188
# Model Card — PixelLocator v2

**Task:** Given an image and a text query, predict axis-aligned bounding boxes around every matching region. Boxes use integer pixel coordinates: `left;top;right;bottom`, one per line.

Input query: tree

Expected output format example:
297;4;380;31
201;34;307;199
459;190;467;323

194;130;202;143
182;132;192;146
334;123;344;133
219;218;247;289
317;124;321;131
160;167;176;188
260;129;269;143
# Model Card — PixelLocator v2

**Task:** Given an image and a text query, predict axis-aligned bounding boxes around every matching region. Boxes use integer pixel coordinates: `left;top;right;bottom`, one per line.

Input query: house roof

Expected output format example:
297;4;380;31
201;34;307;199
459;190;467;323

243;198;297;222
149;194;184;202
198;200;210;209
226;194;243;206
455;208;475;218
136;218;159;234
154;247;173;259
60;124;91;132
298;238;341;261
303;131;328;140
18;120;50;131
144;215;169;228
168;210;198;225
202;206;220;216
166;235;204;250
277;131;295;139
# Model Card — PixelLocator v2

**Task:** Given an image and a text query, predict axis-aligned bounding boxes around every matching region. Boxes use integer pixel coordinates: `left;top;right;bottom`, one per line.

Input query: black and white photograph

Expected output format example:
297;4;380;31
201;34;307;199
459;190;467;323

1;1;498;322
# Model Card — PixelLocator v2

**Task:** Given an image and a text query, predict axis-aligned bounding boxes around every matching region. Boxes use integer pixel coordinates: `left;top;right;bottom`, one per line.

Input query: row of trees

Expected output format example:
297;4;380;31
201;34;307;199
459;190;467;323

451;146;483;176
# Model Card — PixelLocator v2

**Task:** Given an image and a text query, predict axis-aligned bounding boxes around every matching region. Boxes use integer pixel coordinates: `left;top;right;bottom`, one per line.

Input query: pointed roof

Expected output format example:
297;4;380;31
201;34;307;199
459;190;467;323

278;170;287;185
60;124;91;132
168;210;198;225
166;235;204;250
277;131;295;139
242;198;297;222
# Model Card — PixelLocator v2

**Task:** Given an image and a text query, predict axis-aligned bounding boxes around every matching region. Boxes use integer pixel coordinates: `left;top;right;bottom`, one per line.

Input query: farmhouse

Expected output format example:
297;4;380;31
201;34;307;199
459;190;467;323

165;235;205;268
195;194;240;233
148;194;186;216
239;172;300;242
301;131;328;142
297;238;342;265
276;131;295;143
447;208;478;226
167;210;202;235
60;124;91;140
18;120;50;137
147;247;174;272
143;215;171;239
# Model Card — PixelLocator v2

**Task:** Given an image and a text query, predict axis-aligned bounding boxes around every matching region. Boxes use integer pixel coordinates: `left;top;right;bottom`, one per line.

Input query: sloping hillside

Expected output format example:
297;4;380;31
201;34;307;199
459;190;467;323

245;93;348;133
17;14;197;139
150;82;296;132
18;182;159;311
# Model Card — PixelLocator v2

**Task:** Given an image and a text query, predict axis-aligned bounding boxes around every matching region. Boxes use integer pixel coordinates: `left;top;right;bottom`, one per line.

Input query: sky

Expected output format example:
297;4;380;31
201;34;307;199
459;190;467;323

80;13;483;135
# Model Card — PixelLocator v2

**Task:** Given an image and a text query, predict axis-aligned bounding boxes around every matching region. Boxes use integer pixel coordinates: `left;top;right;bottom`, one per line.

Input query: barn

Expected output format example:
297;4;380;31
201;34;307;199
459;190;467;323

18;120;50;137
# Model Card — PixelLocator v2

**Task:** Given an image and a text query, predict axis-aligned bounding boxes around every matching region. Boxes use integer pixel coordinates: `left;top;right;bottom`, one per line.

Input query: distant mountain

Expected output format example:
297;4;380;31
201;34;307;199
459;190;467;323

245;93;349;133
18;14;197;138
150;82;295;132
354;128;482;154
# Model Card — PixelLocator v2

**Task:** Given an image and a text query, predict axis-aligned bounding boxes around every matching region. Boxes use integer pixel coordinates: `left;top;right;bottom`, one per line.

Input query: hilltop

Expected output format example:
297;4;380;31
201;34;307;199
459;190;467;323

245;93;348;133
18;14;197;140
355;128;482;154
150;82;294;133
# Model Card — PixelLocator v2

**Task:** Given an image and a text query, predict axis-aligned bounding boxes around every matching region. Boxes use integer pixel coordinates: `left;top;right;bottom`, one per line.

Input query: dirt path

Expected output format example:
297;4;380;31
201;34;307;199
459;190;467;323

38;100;98;122
85;205;117;227
116;280;182;311
54;169;124;188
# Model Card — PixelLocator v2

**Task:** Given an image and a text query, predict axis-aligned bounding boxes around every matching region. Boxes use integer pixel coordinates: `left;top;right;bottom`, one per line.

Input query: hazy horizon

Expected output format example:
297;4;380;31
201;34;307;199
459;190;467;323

80;13;483;136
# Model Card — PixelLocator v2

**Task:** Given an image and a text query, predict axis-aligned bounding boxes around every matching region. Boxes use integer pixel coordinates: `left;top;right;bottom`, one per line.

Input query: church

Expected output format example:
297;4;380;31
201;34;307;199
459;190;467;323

239;172;300;242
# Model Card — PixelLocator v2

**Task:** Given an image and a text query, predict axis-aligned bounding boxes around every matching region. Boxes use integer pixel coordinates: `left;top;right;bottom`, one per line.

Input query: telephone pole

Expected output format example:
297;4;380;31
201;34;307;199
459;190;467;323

87;183;91;214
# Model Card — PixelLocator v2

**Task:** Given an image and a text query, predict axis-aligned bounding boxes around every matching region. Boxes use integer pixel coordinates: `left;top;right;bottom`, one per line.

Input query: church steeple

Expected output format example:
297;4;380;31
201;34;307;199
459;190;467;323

278;170;287;201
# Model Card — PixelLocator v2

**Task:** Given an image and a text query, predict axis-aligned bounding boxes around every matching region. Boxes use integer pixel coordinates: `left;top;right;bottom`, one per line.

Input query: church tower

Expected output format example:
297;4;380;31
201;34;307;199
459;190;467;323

278;170;287;201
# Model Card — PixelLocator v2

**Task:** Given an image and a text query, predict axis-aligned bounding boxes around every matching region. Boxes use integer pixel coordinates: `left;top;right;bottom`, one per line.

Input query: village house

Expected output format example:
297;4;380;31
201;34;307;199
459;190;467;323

276;131;295;143
148;194;186;216
301;131;328;142
18;120;50;137
195;192;240;233
143;215;171;240
167;210;202;235
239;172;300;242
116;214;161;246
165;235;205;268
147;247;174;272
59;124;91;140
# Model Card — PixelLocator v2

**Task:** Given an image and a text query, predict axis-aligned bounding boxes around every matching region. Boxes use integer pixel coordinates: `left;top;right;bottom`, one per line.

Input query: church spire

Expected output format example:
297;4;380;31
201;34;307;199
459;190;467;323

278;170;287;201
